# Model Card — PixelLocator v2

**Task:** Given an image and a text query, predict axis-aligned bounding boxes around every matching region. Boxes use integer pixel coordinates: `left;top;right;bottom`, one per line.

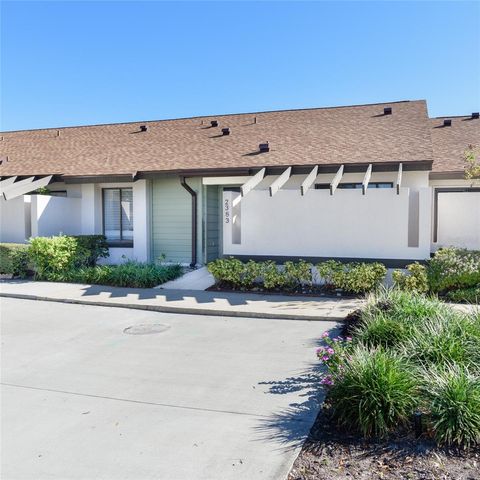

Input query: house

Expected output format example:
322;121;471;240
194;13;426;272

0;100;479;267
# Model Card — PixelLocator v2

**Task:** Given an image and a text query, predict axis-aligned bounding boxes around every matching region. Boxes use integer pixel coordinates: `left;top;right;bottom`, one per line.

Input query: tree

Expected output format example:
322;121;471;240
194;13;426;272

464;144;480;180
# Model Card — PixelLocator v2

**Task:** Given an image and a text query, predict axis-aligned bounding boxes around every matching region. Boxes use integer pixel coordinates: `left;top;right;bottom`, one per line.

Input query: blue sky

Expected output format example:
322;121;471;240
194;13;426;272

1;1;479;131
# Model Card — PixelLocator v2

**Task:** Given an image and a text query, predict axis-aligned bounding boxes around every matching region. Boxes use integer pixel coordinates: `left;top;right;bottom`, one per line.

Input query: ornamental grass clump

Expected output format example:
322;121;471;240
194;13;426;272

407;313;480;370
55;261;183;288
354;311;411;349
326;345;419;438
424;365;480;448
318;289;480;447
362;287;450;327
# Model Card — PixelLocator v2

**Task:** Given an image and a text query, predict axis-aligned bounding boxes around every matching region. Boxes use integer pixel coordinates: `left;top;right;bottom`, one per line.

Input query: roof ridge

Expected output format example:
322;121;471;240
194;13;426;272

431;115;477;119
1;99;424;134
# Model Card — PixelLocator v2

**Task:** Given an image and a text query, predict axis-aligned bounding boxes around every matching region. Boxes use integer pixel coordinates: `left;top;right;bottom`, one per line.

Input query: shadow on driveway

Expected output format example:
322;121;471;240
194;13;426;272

254;327;342;450
256;362;326;450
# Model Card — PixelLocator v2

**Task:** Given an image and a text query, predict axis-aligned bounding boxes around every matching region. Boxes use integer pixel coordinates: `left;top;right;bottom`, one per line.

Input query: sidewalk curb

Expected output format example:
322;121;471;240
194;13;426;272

0;292;347;322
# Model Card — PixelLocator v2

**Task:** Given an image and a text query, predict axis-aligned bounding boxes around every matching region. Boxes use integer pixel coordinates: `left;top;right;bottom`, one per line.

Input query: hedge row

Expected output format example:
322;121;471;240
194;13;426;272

1;235;182;288
207;258;387;294
1;235;108;278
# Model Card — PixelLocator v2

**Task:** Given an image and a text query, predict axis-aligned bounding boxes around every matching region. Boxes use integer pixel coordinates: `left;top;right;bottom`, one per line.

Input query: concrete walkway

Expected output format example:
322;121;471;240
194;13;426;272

158;266;215;290
0;280;361;321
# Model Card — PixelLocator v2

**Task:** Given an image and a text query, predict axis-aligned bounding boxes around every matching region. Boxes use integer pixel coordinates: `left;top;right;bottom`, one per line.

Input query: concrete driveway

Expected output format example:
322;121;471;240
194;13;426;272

1;298;336;480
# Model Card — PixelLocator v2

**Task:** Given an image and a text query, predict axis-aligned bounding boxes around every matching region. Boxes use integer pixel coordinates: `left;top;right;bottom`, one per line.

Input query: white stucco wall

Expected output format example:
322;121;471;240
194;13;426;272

98;247;135;265
31;195;82;237
223;183;432;261
80;184;101;235
0;196;29;243
436;191;480;250
429;179;480;251
133;180;150;262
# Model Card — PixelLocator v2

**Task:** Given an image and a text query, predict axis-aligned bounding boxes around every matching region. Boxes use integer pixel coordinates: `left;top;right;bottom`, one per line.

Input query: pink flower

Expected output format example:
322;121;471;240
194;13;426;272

346;337;352;342
321;375;334;386
321;331;329;338
322;355;330;362
327;347;335;355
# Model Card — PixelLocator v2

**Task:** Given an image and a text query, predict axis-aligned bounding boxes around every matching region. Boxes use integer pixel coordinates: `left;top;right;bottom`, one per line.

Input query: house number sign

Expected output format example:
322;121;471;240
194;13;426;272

224;198;230;224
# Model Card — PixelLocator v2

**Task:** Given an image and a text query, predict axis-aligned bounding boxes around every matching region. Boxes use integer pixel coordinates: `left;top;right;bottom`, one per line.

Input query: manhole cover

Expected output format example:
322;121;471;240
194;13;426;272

123;324;170;335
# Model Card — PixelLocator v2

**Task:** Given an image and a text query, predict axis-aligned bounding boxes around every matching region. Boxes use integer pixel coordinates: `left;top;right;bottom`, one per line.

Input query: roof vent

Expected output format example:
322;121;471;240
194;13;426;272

222;127;230;136
211;120;218;127
259;142;269;153
472;112;479;119
443;119;452;127
383;107;392;115
140;125;148;132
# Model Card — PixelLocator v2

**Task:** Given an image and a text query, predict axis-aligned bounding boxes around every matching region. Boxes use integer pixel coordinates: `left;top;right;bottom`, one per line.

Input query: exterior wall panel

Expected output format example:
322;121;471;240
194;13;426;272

204;185;220;263
151;177;202;264
223;186;432;261
436;191;480;250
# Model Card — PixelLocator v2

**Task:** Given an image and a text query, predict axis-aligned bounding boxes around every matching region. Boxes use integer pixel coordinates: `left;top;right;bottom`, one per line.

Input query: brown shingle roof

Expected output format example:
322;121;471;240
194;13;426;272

0;99;475;178
429;115;480;174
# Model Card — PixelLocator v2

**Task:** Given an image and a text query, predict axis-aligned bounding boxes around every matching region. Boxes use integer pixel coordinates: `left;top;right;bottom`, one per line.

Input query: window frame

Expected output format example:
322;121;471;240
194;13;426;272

102;187;134;247
315;182;394;190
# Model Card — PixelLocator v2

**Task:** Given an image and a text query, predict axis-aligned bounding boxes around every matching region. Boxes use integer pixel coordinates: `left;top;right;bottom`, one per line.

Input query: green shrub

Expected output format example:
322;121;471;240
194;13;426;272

425;365;480;447
73;235;109;266
328;347;419;438
47;261;182;288
261;260;288;289
392;262;429;293
317;260;344;288
447;286;480;304
207;257;253;288
207;257;243;287
317;260;387;294
10;248;31;278
284;260;313;288
241;260;261;288
342;263;387;294
208;258;315;290
29;235;81;279
428;248;480;294
0;243;31;277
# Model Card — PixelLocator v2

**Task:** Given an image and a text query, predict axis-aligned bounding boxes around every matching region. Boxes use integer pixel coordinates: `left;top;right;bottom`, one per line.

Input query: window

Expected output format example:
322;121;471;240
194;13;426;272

315;182;393;190
102;188;133;245
49;191;67;197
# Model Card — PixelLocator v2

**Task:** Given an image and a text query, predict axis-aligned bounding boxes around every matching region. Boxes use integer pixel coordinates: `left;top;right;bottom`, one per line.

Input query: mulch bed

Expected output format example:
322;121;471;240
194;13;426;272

206;283;360;299
289;407;480;480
